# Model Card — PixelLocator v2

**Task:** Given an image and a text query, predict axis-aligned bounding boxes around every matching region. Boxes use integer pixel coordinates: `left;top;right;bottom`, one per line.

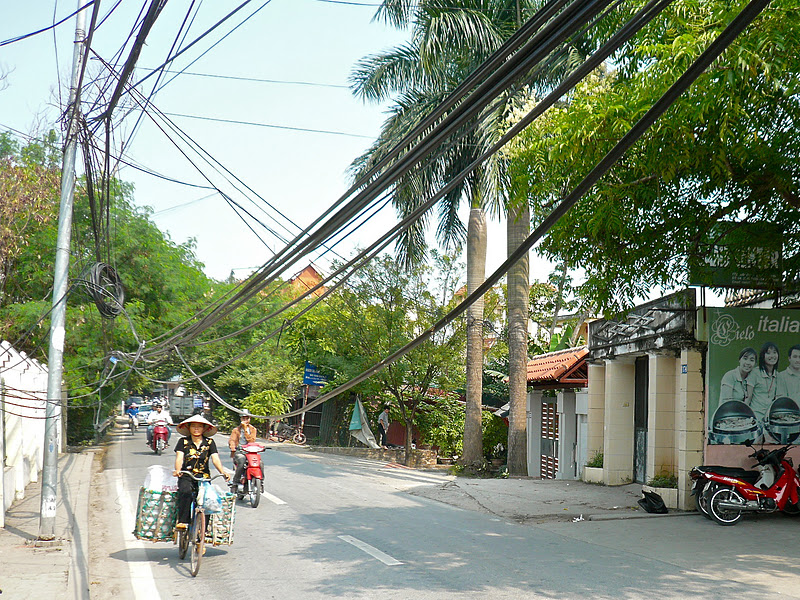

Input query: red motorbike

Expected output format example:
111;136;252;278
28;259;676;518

690;443;800;525
151;421;170;455
230;442;266;508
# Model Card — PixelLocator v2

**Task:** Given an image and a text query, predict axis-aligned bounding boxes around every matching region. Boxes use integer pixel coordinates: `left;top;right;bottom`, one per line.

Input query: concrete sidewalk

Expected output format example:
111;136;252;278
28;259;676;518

306;445;689;522
0;448;95;600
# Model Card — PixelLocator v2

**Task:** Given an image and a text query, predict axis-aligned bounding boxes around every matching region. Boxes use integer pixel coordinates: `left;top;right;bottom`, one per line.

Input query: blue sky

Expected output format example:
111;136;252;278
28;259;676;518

1;0;532;284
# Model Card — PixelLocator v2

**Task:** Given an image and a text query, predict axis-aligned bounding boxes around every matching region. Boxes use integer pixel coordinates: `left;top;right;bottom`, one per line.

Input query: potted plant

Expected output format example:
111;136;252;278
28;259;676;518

643;472;678;509
583;451;603;483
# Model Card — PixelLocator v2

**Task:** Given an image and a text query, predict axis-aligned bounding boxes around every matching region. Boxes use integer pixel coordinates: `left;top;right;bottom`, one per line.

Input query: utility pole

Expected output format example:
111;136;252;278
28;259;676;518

39;1;89;540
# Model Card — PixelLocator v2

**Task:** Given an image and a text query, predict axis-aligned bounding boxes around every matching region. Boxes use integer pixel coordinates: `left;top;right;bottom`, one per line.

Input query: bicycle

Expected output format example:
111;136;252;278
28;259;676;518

128;415;138;435
175;472;228;577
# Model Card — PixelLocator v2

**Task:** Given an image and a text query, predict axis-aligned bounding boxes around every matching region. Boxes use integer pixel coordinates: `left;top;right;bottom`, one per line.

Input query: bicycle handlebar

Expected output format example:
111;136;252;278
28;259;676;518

178;471;228;482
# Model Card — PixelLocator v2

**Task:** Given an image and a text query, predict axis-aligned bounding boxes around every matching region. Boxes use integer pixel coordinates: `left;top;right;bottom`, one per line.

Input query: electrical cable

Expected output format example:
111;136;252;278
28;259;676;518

0;0;97;47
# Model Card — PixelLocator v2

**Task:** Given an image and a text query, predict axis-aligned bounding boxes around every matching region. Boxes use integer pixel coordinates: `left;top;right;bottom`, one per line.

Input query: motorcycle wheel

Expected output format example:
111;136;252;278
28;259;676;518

708;486;743;526
155;440;165;456
249;478;261;508
292;432;306;445
694;482;714;520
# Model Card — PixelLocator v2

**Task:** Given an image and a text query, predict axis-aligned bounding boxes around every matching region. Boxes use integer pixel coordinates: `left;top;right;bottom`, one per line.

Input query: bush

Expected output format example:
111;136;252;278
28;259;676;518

482;412;508;460
647;472;678;488
586;451;603;468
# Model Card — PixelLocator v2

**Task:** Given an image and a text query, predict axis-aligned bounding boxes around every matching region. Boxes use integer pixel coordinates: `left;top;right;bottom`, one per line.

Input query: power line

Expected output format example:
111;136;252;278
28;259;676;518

0;1;97;47
160;111;373;139
137;68;350;89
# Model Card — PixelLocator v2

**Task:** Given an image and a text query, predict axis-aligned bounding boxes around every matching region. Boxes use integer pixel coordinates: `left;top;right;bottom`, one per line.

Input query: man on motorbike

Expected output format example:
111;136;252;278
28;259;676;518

146;402;174;446
229;410;258;485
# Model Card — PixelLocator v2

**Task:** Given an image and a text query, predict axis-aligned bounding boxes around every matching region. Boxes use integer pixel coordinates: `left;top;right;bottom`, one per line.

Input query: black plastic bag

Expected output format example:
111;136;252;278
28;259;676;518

638;490;668;514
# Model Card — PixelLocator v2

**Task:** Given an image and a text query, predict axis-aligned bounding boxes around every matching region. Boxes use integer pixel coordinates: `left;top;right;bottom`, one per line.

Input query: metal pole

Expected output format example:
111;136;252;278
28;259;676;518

39;2;88;540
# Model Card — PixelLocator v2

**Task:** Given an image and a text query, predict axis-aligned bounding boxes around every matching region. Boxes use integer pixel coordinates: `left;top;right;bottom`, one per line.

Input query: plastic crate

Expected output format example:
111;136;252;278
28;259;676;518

133;487;178;541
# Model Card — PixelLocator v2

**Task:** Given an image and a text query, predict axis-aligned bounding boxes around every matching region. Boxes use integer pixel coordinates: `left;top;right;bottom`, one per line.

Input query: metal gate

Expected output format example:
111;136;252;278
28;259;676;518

634;356;649;483
540;400;559;479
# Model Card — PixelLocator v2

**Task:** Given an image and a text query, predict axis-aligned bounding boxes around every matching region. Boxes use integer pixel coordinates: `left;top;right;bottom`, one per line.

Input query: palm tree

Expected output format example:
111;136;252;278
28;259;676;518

350;0;585;470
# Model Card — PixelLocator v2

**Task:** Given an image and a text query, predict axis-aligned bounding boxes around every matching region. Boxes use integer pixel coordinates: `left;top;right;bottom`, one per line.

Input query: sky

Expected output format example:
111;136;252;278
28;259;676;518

1;0;556;288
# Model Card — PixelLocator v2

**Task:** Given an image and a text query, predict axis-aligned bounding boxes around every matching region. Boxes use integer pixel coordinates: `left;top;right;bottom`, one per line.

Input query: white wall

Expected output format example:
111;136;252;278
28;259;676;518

0;341;51;526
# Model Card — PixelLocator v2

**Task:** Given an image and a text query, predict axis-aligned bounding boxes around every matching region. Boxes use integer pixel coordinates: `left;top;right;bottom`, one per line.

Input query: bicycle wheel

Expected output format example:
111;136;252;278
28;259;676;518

292;431;306;445
189;512;206;576
178;526;189;559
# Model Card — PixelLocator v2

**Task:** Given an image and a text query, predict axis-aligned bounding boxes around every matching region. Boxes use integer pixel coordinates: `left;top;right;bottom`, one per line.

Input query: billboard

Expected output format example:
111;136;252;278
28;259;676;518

707;308;800;445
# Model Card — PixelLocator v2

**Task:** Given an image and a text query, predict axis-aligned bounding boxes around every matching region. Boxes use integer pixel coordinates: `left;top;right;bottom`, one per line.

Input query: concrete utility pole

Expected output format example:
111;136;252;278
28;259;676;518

39;1;89;540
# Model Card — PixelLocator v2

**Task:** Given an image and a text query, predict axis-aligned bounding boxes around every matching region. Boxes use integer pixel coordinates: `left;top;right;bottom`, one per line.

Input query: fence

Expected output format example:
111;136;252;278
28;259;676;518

0;340;57;527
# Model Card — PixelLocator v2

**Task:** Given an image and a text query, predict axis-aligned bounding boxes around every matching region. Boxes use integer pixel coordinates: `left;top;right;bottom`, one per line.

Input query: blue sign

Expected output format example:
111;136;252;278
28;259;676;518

303;361;327;386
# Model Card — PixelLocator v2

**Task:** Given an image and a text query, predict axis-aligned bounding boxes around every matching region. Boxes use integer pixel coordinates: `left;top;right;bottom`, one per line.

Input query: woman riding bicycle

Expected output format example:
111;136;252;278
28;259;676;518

172;414;229;530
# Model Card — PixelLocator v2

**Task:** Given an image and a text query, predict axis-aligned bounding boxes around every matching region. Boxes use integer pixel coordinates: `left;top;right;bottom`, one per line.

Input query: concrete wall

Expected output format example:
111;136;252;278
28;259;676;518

603;357;636;485
0;341;51;527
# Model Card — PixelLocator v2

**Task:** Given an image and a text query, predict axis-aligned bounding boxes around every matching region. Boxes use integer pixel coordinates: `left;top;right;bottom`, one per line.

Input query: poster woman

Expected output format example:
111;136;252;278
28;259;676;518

749;342;780;442
719;347;757;404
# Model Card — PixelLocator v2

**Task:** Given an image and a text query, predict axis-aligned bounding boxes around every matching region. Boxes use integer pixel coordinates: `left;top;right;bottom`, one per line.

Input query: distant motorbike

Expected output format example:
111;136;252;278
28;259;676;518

273;424;306;445
690;442;800;525
230;442;266;508
150;421;170;455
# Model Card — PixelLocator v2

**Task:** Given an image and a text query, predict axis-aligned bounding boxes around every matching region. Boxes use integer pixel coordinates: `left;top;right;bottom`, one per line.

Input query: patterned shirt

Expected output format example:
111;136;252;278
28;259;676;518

175;436;218;479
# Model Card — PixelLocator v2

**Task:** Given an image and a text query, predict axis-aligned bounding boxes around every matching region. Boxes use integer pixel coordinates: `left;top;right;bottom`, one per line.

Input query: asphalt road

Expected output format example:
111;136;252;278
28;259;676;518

89;430;800;599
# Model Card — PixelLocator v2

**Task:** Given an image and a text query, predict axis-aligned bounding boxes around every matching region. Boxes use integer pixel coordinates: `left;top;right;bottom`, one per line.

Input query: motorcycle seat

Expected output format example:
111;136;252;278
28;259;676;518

695;465;760;482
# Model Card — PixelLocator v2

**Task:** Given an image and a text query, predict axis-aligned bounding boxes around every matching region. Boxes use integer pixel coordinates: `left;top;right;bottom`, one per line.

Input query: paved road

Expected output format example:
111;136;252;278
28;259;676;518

89;431;800;599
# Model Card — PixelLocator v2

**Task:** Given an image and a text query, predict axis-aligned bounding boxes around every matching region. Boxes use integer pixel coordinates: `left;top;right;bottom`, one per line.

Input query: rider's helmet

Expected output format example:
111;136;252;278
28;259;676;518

240;409;252;419
152;401;161;409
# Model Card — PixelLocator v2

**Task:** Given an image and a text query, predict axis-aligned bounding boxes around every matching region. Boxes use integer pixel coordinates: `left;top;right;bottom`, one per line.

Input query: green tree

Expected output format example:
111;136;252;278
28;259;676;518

510;1;800;312
286;254;466;464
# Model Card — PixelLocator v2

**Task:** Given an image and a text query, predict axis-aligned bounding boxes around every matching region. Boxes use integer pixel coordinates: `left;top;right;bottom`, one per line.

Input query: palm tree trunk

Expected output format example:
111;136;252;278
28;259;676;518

506;201;529;475
462;207;486;466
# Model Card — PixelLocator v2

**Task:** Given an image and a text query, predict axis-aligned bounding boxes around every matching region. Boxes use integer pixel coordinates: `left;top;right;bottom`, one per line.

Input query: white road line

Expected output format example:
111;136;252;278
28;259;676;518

338;535;403;566
261;490;287;505
115;475;162;600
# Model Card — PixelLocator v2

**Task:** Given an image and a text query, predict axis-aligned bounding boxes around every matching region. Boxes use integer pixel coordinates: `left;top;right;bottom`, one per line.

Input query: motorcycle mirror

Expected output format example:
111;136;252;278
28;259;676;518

744;439;754;447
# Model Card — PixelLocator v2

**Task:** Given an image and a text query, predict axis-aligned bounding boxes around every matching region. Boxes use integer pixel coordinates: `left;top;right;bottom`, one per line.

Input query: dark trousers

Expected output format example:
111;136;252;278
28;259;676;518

232;451;246;485
177;476;197;524
379;427;388;446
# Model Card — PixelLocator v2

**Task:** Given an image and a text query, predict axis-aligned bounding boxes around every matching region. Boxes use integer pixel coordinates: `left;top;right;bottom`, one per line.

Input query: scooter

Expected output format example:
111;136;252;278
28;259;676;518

691;442;800;525
230;442;266;508
151;421;170;455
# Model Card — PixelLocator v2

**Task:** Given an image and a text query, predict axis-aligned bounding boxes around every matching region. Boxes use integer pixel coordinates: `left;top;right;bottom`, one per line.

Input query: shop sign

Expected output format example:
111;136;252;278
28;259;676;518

303;361;327;386
688;222;782;289
707;307;800;445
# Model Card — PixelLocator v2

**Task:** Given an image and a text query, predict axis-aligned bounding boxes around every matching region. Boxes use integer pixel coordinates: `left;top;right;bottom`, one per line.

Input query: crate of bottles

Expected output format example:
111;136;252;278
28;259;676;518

205;492;235;546
133;487;178;541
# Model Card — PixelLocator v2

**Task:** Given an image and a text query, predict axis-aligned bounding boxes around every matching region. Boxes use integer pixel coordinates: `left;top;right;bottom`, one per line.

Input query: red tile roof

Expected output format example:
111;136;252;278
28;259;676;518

526;346;588;389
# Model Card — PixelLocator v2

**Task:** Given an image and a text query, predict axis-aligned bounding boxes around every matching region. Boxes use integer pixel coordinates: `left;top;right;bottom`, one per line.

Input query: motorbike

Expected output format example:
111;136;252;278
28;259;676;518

230;442;266;508
272;424;306;445
150;421;170;455
690;442;800;525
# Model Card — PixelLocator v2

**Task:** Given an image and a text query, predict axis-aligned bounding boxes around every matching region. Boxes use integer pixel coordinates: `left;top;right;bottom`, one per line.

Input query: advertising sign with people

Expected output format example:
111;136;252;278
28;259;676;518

708;308;800;445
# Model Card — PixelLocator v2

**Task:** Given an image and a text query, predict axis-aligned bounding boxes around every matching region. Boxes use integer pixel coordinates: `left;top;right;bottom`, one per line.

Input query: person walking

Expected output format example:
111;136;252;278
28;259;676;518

378;406;390;448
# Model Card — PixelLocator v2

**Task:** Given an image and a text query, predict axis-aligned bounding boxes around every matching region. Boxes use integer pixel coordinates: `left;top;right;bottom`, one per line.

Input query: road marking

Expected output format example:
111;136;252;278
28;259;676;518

338;535;403;566
261;490;287;505
115;475;162;600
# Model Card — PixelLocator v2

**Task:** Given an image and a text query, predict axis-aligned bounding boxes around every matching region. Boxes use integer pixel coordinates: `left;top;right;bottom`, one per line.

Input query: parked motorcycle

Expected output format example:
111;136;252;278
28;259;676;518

150;421;170;455
230;442;266;508
272;424;306;445
690;442;800;525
